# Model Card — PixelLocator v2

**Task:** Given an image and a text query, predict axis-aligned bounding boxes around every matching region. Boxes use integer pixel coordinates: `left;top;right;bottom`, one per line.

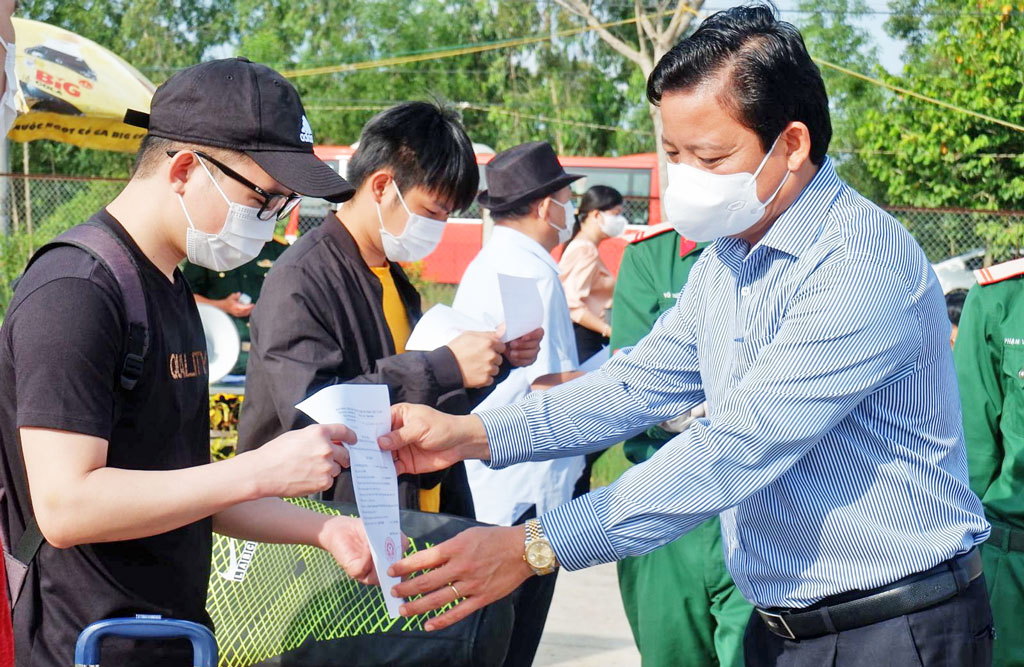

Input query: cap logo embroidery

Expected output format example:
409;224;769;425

299;115;314;144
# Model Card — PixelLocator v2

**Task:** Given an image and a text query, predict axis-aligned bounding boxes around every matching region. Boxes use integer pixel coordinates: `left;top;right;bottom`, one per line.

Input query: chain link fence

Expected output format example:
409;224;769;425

0;173;127;311
3;174;1024;313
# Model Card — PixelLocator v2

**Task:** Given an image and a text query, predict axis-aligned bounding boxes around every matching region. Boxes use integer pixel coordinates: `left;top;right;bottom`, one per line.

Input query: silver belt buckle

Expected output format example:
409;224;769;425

758;609;797;640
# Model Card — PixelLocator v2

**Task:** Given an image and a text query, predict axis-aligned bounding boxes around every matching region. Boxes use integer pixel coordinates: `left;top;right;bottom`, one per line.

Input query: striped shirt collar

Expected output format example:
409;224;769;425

716;156;843;262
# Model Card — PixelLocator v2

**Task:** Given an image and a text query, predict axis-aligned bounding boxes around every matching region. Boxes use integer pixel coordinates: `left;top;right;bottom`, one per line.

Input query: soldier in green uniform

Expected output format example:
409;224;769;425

954;255;1024;666
611;223;751;667
182;235;290;374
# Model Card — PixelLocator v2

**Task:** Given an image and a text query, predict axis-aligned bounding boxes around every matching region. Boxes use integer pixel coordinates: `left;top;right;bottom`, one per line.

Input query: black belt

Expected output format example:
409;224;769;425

756;547;983;641
988;524;1024;553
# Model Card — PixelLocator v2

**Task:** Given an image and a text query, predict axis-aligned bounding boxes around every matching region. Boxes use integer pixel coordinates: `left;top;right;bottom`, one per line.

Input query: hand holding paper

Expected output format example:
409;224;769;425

297;384;405;617
405;273;545;350
495;273;544;343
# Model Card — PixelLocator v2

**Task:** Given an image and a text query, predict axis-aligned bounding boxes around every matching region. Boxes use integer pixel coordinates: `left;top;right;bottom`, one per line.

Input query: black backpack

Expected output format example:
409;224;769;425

2;221;150;610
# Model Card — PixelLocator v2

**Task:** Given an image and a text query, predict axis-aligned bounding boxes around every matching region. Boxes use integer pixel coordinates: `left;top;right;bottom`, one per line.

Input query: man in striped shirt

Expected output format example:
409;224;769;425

379;5;993;665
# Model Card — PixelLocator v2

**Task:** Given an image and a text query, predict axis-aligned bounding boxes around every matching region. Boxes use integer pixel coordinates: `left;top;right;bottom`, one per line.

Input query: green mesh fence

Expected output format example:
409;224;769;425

207;497;457;667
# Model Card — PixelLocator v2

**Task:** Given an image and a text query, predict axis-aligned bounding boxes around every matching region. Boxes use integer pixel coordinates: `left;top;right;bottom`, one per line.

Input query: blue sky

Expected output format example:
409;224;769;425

767;0;906;74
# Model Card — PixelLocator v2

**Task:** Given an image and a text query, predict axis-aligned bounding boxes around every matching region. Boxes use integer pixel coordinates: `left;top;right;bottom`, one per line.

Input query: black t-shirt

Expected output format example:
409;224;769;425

0;210;211;667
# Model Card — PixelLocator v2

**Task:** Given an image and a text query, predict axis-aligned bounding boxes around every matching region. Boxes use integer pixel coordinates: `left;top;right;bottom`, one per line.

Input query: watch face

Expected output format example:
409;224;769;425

526;541;555;569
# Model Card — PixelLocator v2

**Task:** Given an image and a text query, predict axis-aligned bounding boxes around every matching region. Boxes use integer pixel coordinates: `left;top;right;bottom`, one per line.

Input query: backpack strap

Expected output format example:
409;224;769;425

4;223;152;609
10;517;42;569
22;222;150;391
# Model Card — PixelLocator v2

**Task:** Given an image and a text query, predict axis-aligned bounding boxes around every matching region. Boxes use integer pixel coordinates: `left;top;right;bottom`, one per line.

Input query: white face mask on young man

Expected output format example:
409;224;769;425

663;134;790;242
178;156;275;272
377;182;447;263
547;197;575;245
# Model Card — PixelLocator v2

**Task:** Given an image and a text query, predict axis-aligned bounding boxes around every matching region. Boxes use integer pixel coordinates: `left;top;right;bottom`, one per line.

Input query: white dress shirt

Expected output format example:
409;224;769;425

453;225;584;526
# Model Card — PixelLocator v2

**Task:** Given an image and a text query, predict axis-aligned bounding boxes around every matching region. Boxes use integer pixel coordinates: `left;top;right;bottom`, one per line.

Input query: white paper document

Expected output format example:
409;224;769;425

496;273;544;343
405;274;544;351
295;384;404;617
404;304;496;351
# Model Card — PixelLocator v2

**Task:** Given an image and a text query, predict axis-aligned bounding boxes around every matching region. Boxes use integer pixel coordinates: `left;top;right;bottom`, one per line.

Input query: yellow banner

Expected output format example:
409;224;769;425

9;17;155;152
7;111;147;152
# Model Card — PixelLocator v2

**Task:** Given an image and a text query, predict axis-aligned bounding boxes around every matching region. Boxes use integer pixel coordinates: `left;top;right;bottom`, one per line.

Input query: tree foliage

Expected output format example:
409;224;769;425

12;0;654;177
796;0;886;200
855;0;1024;260
857;1;1024;210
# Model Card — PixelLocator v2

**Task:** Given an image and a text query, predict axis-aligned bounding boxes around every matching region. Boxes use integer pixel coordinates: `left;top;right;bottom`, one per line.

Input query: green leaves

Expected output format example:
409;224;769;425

857;0;1024;212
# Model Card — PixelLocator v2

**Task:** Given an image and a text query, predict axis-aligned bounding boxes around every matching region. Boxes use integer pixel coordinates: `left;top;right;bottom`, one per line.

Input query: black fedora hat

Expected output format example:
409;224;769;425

477;141;583;213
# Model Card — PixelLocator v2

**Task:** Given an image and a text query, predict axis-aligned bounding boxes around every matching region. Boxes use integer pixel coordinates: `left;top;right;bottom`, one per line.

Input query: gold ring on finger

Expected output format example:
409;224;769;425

449;582;461;600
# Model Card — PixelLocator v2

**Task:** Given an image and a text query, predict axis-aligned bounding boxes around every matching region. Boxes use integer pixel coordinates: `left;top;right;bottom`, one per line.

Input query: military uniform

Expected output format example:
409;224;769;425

181;237;289;374
955;256;1024;666
610;225;750;667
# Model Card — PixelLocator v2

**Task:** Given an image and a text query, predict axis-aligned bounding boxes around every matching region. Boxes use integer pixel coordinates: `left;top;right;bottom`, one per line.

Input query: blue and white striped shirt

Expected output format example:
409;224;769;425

478;158;990;609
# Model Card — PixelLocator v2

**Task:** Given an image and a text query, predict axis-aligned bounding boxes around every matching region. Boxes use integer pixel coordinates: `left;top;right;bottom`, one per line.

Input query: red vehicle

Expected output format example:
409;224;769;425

285;146;662;284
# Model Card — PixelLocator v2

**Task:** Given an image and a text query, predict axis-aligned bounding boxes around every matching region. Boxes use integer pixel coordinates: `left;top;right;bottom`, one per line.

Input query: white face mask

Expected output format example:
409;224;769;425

377;183;446;262
548;197;575;245
663;135;790;242
599;212;628;238
178;156;275;272
1;37;19;136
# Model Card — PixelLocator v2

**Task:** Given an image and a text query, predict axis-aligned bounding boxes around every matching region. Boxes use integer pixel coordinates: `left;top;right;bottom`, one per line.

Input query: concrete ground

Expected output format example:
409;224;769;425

534;562;641;667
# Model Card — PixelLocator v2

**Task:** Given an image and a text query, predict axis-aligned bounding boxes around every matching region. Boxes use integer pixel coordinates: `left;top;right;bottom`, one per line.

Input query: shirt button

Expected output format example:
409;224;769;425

740;286;751;297
1018;368;1024;380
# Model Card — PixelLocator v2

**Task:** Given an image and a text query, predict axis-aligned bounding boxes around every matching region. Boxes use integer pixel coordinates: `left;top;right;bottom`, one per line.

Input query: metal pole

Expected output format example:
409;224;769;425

21;140;30;255
0;137;8;235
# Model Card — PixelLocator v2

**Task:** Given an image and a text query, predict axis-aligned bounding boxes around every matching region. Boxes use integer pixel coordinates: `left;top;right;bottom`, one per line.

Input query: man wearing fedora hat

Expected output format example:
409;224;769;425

452;140;585;666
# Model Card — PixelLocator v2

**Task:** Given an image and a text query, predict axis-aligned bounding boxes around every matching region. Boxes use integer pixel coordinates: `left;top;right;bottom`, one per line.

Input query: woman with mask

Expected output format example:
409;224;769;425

558;185;626;365
238;102;542;515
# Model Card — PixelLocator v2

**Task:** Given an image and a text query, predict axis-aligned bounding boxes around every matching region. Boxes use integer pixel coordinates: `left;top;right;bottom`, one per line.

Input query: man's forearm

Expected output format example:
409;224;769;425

214;497;336;548
32;451;261;548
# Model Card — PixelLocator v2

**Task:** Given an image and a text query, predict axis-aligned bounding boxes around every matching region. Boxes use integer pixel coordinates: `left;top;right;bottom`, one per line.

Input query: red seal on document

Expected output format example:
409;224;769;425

385;536;397;560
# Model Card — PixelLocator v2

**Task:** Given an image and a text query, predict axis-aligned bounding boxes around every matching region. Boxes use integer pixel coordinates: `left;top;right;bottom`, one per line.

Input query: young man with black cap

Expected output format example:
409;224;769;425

238;102;543;515
451;140;584;666
0;58;376;667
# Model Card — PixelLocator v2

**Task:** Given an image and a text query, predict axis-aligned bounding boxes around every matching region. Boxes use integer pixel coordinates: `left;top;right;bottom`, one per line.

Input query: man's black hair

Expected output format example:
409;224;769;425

132;134;242;178
945;289;969;326
646;2;832;164
347;101;479;212
490;202;537;224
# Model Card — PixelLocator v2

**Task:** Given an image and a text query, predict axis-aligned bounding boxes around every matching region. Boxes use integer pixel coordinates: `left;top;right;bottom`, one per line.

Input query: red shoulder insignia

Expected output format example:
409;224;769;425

974;257;1024;285
627;222;676;244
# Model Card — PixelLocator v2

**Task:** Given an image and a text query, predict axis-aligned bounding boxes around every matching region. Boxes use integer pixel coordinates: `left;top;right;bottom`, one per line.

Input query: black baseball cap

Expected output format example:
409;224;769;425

125;58;354;203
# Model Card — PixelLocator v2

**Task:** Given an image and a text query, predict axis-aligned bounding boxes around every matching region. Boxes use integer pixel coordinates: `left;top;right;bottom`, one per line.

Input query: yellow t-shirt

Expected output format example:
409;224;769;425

370;266;411;354
369;266;440;512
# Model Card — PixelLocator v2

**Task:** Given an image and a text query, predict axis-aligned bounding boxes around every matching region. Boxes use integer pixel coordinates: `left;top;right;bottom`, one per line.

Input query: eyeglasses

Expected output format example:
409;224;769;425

167;150;302;221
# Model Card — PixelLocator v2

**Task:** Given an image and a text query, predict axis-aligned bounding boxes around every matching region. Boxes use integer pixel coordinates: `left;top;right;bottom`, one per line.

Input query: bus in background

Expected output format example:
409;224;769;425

285;145;662;284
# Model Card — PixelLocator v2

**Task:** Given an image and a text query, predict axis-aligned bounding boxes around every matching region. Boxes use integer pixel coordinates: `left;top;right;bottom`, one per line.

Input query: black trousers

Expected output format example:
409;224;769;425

502;505;559;667
572;322;608;366
744;575;994;667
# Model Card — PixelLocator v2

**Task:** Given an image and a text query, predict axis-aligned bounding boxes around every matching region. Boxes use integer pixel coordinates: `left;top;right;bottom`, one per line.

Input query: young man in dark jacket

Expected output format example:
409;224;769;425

238;102;541;513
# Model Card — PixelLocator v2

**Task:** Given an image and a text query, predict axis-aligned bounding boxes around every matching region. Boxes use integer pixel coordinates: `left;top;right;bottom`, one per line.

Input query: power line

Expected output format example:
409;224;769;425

305;102;651;136
813;56;1024;134
280;7;694;78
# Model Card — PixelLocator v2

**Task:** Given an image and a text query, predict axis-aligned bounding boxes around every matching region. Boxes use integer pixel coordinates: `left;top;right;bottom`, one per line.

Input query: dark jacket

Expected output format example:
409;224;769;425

238;214;505;512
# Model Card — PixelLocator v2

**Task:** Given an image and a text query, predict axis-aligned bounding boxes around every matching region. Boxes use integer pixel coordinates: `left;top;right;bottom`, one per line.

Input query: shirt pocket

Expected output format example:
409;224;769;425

1002;344;1024;391
1001;344;1024;438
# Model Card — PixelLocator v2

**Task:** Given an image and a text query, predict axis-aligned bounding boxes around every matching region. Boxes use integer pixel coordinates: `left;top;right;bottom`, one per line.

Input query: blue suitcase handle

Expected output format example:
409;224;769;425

74;615;218;667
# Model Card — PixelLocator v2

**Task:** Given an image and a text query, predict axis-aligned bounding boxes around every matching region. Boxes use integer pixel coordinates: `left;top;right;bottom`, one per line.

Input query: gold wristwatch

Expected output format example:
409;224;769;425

523;518;559;576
